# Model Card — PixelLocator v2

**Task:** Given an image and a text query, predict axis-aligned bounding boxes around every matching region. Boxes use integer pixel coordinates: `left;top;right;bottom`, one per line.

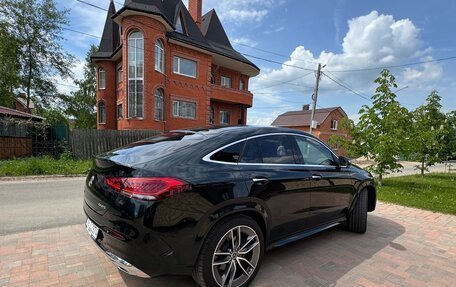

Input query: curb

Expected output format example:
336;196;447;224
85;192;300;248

0;175;87;182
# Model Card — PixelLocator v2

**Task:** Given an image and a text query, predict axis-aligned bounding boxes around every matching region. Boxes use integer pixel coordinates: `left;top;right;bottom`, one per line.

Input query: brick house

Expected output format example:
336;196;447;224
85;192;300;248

91;0;260;131
271;105;348;154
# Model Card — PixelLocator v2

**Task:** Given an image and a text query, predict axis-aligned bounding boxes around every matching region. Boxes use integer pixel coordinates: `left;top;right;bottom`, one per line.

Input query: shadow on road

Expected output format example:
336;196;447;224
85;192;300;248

120;214;405;286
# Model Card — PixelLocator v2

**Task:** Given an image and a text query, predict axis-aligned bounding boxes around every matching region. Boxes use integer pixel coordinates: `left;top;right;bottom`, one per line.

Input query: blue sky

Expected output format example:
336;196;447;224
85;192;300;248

58;0;456;125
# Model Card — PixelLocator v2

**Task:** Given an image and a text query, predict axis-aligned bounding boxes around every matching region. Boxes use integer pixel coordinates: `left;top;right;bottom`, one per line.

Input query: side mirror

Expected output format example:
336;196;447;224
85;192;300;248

338;156;351;168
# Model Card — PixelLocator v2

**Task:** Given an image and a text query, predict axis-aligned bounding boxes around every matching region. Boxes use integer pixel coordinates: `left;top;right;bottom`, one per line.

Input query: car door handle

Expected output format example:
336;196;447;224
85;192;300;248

252;177;269;185
311;175;322;180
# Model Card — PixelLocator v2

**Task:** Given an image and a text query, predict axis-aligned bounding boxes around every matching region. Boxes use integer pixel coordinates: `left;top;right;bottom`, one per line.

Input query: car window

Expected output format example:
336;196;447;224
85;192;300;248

257;135;296;164
239;140;262;163
210;142;245;163
293;136;336;166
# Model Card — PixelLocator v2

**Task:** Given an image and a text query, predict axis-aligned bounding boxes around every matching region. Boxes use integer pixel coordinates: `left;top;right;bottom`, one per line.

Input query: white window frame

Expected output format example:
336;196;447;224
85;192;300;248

173;56;197;78
155;40;165;73
127;30;144;118
331;119;338;130
220;110;231;125
98;102;106;124
155;89;164;121
221;76;232;88
172;100;196;119
98;69;106;90
240;79;245;90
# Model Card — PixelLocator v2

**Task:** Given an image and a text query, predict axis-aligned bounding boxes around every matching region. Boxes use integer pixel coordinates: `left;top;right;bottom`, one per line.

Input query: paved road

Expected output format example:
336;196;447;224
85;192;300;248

0;203;454;286
0;178;86;235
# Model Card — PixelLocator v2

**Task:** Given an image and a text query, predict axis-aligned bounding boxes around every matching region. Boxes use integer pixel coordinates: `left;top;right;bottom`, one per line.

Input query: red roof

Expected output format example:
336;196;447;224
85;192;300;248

0;106;45;120
272;107;346;127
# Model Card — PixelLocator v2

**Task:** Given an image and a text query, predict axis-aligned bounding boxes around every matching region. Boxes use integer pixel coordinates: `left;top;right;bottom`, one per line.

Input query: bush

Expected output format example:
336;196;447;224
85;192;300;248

0;155;92;177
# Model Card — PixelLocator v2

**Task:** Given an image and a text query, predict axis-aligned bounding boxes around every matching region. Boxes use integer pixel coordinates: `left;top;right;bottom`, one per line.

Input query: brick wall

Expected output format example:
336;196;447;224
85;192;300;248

0;137;32;159
96;15;251;132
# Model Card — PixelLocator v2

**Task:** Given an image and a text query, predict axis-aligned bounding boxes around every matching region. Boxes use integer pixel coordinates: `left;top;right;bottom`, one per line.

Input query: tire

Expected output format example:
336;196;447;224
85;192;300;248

347;189;368;233
192;215;264;287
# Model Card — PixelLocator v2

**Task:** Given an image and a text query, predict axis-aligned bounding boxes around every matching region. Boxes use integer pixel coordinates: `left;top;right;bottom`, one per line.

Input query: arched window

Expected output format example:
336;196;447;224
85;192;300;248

98;68;106;89
98;102;106;124
154;89;164;121
155;39;165;73
128;30;144;118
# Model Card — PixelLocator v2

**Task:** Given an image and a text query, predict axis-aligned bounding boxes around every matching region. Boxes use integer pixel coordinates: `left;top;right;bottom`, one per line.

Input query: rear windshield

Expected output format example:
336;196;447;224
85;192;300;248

101;131;214;166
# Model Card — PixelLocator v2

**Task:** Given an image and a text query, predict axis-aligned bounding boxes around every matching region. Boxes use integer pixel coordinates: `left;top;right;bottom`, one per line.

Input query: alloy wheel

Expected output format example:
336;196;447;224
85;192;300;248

211;225;261;287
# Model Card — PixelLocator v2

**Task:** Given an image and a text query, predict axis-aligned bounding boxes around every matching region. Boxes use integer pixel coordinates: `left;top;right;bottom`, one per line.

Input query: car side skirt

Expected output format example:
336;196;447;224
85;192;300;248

267;218;345;250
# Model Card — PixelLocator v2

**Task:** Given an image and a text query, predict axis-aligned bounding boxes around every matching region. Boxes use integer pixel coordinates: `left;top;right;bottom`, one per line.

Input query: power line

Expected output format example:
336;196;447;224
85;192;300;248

53;81;79;89
242;53;315;71
326;56;456;73
251;71;314;91
76;0;106;11
323;69;372;100
62;27;99;39
322;72;372;102
232;41;317;65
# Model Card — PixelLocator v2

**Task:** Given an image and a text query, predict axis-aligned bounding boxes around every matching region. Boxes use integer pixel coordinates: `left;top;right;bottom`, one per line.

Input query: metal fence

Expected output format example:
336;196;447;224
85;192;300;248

69;129;161;159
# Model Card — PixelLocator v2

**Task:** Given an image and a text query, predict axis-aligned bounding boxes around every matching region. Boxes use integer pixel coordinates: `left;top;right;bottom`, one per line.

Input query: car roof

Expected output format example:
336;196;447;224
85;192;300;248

181;125;317;139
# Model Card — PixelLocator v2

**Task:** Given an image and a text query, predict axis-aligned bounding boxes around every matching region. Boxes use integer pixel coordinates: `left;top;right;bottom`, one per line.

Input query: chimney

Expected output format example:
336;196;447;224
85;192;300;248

302;104;310;111
189;0;202;29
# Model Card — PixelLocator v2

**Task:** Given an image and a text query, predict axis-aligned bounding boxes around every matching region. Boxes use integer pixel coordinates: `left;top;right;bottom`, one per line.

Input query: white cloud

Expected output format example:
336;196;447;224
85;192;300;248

54;60;84;95
401;56;443;86
68;0;107;44
231;37;258;47
202;0;286;24
249;11;443;115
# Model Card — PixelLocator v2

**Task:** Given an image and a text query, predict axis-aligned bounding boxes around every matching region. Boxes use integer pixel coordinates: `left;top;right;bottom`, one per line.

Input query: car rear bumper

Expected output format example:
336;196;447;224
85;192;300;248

93;236;150;278
83;200;194;278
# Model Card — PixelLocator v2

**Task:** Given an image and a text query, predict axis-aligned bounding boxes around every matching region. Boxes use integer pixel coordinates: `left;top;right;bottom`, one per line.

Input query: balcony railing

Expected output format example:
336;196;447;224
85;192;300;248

211;84;253;106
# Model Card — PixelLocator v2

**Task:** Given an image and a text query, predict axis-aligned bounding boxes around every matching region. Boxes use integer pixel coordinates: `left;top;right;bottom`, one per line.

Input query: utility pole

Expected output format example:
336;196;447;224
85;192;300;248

309;63;325;135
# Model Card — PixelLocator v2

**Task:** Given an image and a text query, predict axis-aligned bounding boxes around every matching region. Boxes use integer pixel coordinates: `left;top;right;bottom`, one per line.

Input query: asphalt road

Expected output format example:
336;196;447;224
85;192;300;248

0;177;86;235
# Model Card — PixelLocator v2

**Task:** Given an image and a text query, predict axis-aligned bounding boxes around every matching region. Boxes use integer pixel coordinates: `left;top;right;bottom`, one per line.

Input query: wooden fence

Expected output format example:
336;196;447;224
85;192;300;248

69;129;161;159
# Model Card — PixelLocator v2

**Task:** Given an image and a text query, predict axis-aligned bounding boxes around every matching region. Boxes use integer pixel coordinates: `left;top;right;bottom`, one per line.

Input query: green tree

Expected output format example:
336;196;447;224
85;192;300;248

347;70;411;185
442;111;456;160
0;23;20;107
410;91;447;175
0;0;74;112
60;45;98;129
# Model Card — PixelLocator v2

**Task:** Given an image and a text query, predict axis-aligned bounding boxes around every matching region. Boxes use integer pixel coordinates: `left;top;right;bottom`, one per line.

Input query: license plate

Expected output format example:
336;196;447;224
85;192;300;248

86;218;100;240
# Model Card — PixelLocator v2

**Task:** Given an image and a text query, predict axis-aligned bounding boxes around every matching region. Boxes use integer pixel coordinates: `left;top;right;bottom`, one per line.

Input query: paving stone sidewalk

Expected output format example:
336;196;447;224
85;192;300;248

0;202;455;287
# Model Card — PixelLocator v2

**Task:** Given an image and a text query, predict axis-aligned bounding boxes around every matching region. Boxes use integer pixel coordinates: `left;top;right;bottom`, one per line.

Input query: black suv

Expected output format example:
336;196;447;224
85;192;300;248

83;126;376;287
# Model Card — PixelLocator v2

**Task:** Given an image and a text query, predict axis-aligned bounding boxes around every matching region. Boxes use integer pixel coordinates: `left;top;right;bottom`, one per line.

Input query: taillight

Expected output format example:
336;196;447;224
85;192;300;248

105;177;191;201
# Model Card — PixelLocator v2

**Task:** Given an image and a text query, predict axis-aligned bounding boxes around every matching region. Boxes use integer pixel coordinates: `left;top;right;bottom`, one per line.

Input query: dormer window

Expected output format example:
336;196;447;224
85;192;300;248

175;13;186;34
331;119;338;130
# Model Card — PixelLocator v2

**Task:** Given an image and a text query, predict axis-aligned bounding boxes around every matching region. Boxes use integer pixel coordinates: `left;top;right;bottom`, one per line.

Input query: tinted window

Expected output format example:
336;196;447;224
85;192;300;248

105;132;212;166
240;140;262;163
210;142;244;163
258;135;296;164
294;136;335;166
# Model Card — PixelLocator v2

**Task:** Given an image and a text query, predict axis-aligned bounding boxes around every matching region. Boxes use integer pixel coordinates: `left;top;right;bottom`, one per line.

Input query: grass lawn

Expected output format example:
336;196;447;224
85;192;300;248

0;156;92;177
377;173;456;215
